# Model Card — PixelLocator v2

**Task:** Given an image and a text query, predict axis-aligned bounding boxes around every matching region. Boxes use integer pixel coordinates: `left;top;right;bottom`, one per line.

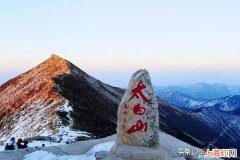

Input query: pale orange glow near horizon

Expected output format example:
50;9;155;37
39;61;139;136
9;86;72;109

1;53;240;87
1;53;240;73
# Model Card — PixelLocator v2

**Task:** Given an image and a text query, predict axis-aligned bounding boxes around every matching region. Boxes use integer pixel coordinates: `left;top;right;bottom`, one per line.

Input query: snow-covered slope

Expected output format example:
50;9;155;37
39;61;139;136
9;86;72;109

198;95;240;114
159;91;203;111
0;55;71;142
0;54;124;143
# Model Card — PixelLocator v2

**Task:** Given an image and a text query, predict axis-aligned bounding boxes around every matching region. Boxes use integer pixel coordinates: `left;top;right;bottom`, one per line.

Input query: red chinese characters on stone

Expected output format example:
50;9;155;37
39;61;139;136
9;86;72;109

128;80;153;104
133;103;146;115
127;120;148;134
126;80;152;134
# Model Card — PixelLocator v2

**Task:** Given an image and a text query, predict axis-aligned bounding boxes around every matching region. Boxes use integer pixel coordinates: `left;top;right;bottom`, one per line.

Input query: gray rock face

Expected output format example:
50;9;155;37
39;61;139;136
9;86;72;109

111;69;160;160
116;69;159;147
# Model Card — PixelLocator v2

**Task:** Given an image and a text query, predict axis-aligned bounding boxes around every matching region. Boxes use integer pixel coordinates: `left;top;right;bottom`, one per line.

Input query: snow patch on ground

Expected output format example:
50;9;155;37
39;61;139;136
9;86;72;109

51;126;91;144
23;141;115;160
28;140;64;148
0;145;4;151
57;100;73;114
0;131;223;160
51;101;92;144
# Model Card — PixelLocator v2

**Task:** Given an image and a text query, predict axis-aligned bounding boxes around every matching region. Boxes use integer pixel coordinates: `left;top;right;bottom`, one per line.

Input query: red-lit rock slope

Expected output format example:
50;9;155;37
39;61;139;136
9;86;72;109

0;54;124;142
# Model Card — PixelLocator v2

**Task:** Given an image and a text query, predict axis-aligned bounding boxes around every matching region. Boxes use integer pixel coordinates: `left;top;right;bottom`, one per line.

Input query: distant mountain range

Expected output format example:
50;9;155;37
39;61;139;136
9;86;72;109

158;88;240;158
158;99;240;157
156;82;240;101
159;90;240;115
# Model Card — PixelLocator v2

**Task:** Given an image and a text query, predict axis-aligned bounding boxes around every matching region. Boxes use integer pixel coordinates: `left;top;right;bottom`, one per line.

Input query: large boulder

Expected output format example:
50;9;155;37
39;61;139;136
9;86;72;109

111;69;161;160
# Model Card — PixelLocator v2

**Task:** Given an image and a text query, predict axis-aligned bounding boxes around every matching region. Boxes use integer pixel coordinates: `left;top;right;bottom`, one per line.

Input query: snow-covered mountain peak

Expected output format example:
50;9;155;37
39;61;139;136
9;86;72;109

0;55;124;143
0;55;75;142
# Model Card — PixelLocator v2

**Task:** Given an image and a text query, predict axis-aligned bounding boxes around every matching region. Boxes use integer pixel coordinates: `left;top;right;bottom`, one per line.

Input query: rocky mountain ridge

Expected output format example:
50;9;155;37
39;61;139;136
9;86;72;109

0;54;124;142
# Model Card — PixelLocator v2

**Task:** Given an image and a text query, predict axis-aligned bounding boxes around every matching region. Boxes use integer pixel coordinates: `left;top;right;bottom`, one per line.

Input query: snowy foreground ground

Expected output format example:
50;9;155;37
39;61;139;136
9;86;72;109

0;131;221;160
0;125;91;152
24;141;114;160
0;140;65;152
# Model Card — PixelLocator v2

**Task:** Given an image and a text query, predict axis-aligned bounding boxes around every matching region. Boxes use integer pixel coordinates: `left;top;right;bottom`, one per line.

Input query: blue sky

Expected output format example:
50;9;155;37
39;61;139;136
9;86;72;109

1;0;240;87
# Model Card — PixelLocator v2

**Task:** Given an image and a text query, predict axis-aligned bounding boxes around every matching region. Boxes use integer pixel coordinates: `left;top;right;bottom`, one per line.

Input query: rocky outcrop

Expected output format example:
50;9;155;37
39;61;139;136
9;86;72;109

111;69;161;160
115;69;159;147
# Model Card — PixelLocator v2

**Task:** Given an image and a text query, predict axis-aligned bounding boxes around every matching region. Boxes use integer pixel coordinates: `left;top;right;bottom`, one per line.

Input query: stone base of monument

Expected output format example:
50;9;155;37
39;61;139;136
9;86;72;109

105;144;169;160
